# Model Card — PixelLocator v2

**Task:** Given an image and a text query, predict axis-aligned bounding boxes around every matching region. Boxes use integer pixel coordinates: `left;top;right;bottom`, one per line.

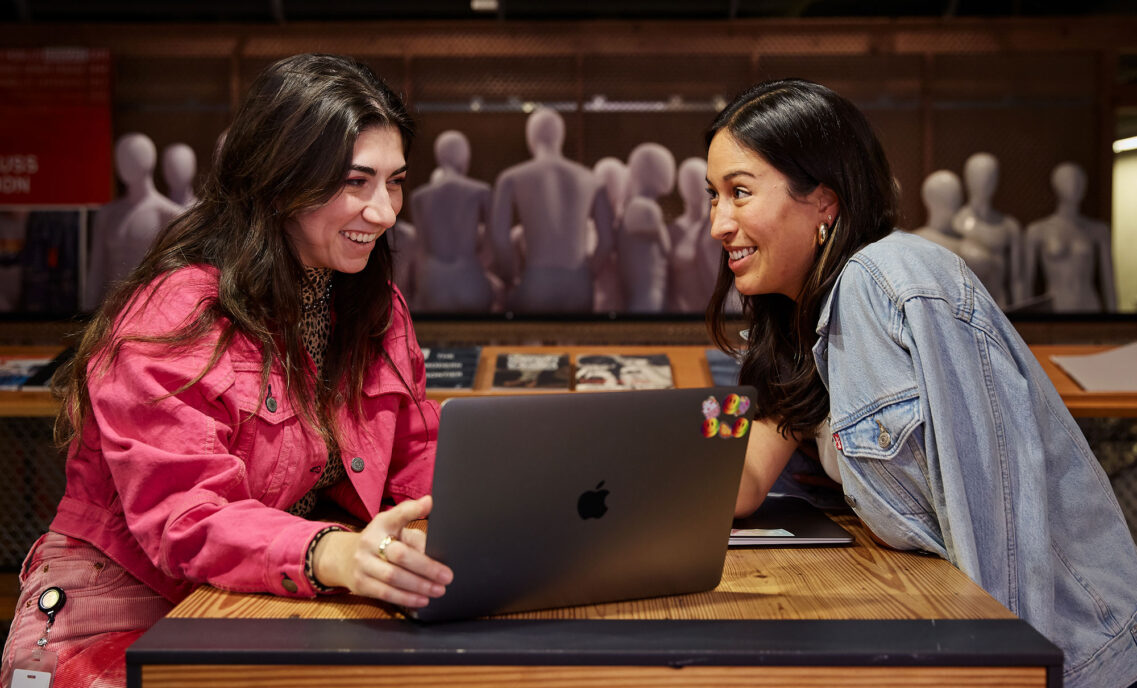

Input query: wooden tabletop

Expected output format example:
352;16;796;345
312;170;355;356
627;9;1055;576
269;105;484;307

1030;344;1137;417
170;514;1012;622
5;343;1135;418
132;515;1059;688
0;345;64;417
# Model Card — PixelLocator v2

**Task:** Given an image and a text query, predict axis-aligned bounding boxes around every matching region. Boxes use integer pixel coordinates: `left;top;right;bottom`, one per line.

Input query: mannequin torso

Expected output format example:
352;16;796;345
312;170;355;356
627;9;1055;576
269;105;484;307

618;143;674;313
410;131;494;311
1025;162;1115;312
490;108;613;312
950;153;1023;309
86;133;182;311
591;156;628;312
668;157;712;312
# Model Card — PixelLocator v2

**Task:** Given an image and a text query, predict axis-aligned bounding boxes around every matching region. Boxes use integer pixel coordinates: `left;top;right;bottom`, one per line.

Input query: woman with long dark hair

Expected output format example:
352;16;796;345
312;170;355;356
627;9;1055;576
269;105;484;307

706;78;1137;688
2;53;452;686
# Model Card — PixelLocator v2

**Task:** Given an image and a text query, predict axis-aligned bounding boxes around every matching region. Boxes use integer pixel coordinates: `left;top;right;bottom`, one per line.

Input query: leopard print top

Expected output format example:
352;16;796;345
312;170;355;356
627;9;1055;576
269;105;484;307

287;267;345;518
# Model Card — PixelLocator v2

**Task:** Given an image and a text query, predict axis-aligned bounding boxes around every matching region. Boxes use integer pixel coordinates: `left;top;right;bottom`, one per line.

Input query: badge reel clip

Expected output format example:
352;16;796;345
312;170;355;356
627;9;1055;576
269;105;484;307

10;587;66;688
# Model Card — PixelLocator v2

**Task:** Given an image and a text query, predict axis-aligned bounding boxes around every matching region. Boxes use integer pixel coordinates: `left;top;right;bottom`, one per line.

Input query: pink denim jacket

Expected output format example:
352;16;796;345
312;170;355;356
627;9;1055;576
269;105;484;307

50;265;438;603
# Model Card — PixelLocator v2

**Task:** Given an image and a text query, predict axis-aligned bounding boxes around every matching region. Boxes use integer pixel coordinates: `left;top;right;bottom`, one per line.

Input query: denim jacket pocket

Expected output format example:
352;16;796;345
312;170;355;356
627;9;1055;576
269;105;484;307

832;392;922;462
832;392;937;525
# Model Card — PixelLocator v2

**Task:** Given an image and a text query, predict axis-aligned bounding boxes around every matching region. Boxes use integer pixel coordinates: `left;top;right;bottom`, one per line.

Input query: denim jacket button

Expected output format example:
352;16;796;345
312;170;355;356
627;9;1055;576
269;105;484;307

844;494;857;507
266;396;278;413
350;457;365;472
874;419;891;449
281;574;298;593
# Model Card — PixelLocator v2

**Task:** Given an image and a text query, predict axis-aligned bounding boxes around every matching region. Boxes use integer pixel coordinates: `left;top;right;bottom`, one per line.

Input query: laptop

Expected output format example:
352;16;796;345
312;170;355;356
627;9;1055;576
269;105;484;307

729;495;854;547
410;385;757;622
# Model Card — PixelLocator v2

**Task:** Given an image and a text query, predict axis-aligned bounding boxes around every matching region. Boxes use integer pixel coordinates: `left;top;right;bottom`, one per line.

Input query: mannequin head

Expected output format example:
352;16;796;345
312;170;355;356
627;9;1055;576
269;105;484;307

677;157;708;209
921;169;963;222
1050;161;1086;206
525;107;565;157
434;130;471;175
592;156;629;212
626;142;676;200
963;152;999;204
162;143;197;194
115;133;158;188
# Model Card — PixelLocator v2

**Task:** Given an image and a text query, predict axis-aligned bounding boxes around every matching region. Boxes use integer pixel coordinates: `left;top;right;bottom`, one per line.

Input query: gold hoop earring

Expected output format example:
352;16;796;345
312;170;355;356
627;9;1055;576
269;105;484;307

818;222;829;245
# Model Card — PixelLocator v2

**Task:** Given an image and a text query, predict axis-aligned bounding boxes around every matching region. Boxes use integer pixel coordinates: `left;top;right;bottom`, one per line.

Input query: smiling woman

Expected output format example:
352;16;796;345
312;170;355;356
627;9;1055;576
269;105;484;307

0;54;453;688
705;79;1137;688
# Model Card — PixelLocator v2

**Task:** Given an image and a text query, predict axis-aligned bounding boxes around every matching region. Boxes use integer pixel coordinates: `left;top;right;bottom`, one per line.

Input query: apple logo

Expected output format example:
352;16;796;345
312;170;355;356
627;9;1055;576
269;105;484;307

577;481;609;519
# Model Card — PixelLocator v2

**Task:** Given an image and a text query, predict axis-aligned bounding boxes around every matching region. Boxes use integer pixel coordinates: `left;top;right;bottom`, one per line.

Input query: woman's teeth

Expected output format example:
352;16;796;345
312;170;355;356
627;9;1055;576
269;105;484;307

343;231;377;244
729;247;756;261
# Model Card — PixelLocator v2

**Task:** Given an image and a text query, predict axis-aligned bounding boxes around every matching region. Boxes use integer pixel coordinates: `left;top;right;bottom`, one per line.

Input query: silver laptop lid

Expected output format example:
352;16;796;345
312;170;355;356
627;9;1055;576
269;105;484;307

413;385;757;621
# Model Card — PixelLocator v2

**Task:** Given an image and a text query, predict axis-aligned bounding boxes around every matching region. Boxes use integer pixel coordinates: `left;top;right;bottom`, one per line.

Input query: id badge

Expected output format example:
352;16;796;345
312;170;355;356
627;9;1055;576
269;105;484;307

9;646;58;688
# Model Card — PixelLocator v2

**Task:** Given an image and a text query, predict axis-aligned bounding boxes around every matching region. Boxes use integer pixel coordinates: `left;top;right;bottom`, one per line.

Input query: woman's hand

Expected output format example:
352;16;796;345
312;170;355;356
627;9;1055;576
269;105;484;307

311;495;453;608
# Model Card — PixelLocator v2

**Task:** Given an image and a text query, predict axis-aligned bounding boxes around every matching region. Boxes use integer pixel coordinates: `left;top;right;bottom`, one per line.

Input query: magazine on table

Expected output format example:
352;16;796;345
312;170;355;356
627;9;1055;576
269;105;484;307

574;353;674;391
423;346;482;389
491;352;571;390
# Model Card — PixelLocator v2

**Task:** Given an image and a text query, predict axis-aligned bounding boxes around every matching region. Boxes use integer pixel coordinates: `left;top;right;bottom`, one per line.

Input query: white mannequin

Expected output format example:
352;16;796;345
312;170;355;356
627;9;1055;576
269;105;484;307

388;218;417;305
913;170;964;253
668;157;713;312
85;133;182;311
951;152;1023;309
591;156;629;312
619;142;674;312
409;130;495;312
1025;162;1116;312
490;107;614;312
161;143;198;207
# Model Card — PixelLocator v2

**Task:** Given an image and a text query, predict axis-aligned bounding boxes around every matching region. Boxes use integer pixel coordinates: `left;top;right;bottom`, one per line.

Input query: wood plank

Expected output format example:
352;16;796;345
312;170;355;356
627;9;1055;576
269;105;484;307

168;516;1012;622
0;346;65;417
8;344;1137;418
141;664;1046;687
4;17;1137;57
1031;344;1137;417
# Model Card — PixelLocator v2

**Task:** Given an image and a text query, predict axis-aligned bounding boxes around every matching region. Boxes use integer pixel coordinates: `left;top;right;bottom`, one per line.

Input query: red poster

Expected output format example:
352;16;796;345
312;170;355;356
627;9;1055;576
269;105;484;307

0;47;113;205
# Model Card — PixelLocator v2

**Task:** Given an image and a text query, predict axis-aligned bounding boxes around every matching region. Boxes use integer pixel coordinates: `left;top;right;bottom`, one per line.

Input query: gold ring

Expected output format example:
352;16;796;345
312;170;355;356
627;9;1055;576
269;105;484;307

377;534;395;562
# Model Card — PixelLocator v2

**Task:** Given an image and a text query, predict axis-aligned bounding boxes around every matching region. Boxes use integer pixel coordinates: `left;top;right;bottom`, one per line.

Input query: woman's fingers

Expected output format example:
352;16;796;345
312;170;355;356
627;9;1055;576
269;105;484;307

362;496;429;547
399;527;427;552
359;544;446;603
354;495;453;607
375;535;452;587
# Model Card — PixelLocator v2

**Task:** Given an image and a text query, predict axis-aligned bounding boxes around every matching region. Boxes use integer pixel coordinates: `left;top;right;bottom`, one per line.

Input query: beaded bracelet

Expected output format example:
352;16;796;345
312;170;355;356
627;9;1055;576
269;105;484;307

304;525;345;593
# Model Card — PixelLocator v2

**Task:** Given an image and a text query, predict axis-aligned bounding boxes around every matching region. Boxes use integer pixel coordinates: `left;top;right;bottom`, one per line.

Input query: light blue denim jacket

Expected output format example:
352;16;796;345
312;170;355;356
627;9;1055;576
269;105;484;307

813;231;1137;688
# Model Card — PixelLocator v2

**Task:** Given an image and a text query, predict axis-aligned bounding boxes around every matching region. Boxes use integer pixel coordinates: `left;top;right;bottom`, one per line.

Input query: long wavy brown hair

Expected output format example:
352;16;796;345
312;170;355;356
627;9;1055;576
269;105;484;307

55;53;416;453
705;79;898;439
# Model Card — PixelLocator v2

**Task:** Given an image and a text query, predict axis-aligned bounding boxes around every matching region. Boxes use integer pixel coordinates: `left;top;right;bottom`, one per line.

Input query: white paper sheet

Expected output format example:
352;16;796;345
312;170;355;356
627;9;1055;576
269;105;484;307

1050;341;1137;392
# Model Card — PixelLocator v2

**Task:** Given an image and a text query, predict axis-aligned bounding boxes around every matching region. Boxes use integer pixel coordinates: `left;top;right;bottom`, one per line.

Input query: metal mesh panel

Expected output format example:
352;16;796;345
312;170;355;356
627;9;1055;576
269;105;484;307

0;418;64;570
1077;417;1137;543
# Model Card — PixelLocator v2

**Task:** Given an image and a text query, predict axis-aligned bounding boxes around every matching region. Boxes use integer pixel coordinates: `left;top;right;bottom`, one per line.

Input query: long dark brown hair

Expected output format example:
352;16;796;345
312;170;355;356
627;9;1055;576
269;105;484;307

705;79;897;438
56;53;416;451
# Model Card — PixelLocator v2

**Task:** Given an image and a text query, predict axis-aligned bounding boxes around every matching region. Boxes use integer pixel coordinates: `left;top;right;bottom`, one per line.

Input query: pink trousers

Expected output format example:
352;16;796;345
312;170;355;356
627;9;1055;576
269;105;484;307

2;532;174;688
